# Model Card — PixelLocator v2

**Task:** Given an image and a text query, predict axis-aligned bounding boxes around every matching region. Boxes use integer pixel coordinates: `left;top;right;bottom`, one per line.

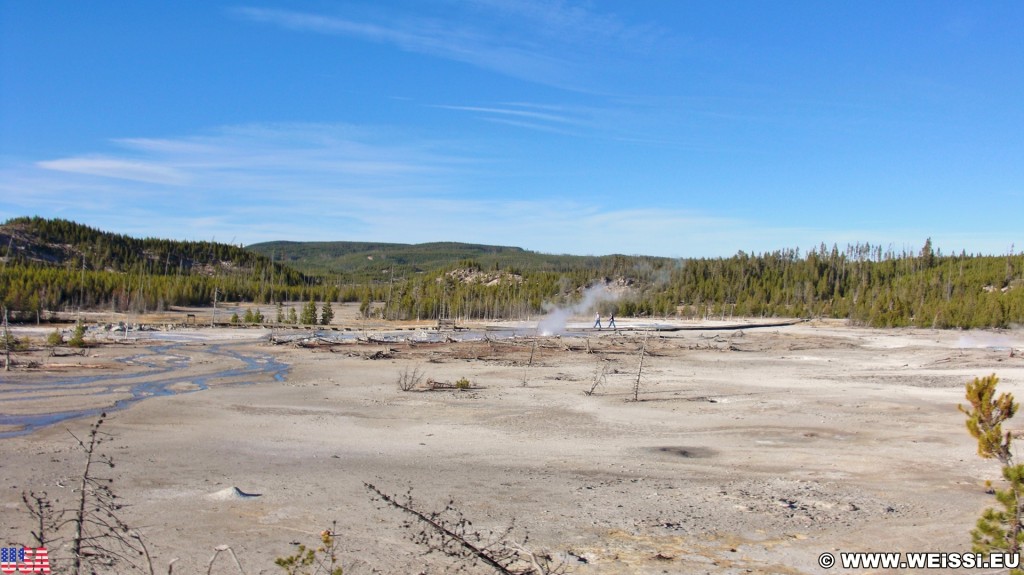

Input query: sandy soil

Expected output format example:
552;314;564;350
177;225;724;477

2;310;1024;574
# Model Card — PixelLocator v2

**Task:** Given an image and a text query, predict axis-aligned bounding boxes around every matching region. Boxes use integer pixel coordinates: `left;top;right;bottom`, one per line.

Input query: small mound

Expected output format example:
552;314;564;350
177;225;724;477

208;486;262;500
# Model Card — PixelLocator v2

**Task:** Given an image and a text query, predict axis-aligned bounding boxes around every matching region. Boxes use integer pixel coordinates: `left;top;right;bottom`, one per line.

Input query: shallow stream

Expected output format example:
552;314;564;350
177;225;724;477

0;342;289;439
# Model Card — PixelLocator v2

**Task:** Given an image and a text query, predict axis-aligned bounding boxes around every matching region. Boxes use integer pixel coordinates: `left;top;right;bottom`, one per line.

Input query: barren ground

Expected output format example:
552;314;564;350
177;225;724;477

2;306;1024;574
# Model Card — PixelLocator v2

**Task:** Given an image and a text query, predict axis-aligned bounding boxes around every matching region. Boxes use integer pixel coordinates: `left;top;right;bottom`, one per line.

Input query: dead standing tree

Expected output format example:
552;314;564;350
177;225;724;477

2;305;16;371
59;414;153;575
522;338;538;386
584;359;608;396
632;331;649;402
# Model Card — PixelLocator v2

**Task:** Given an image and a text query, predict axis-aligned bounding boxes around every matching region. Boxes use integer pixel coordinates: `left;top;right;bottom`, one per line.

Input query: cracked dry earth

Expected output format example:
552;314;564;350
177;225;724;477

2;320;1024;574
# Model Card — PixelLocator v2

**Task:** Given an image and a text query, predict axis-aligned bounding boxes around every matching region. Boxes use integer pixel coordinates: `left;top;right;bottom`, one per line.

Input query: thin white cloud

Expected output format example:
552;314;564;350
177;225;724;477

5;122;483;240
235;6;568;86
111;124;467;185
430;100;645;138
116;138;226;156
433;104;579;126
477;117;579;135
36;157;190;185
467;0;676;56
232;4;672;92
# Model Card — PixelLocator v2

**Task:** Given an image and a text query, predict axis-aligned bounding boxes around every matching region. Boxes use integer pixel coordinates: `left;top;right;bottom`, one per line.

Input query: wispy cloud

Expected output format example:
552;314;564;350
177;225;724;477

36;157;190;185
463;0;668;50
4;122;475;239
232;3;672;92
5;121;1004;257
431;102;592;135
433;104;578;126
0;122;712;254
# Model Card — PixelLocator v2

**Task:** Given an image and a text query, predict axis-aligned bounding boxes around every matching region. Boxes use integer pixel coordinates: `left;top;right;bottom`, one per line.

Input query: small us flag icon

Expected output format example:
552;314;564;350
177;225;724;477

1;547;50;574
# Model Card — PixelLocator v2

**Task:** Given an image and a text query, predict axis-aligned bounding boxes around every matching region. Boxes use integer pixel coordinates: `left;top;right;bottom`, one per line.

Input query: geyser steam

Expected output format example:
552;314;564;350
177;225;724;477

536;284;619;336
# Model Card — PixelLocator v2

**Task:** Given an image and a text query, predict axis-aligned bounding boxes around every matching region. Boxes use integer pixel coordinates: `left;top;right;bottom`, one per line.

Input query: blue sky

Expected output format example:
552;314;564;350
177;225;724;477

1;1;1021;257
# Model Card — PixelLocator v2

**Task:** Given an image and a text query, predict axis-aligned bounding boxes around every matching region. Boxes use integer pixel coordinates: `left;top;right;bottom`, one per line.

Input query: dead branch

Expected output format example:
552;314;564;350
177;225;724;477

365;483;569;575
22;490;60;548
584;361;608;397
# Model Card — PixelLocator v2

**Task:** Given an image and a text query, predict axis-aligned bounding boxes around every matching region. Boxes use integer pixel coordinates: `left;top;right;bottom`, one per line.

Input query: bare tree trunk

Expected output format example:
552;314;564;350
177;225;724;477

70;426;99;575
633;331;649;401
3;306;10;371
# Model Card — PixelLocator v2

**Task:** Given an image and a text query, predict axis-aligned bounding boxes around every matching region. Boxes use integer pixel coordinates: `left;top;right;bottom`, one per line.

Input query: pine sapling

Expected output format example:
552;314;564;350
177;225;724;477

960;374;1024;564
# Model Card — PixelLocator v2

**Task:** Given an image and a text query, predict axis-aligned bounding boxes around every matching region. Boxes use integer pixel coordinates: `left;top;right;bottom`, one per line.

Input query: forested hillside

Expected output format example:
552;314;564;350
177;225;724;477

655;244;1023;328
0;216;317;317
246;239;649;280
1;217;1022;328
361;244;1023;329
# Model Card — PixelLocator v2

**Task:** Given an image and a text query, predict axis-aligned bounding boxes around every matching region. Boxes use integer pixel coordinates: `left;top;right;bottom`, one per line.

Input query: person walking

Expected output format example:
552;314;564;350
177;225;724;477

593;312;602;330
607;312;617;330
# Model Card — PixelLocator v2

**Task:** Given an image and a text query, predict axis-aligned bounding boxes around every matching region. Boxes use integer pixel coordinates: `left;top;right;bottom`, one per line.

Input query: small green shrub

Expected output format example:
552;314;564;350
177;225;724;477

455;377;471;390
46;329;63;347
68;323;87;348
3;332;30;352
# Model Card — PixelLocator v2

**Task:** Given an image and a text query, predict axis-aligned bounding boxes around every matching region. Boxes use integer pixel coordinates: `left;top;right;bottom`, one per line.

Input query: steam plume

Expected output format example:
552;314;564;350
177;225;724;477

536;284;618;336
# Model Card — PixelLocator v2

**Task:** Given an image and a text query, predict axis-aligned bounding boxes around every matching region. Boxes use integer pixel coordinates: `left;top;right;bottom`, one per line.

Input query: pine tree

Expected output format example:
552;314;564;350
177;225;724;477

321;301;334;325
68;322;87;348
300;300;318;325
960;374;1024;566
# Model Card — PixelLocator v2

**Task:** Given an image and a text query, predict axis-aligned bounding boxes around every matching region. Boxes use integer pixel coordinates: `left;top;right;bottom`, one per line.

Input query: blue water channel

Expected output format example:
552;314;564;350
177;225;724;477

0;343;290;439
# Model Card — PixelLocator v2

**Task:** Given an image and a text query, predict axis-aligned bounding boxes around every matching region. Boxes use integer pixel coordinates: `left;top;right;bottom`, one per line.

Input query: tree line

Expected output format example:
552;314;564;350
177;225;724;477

366;244;1023;329
1;217;1021;328
1;216;308;283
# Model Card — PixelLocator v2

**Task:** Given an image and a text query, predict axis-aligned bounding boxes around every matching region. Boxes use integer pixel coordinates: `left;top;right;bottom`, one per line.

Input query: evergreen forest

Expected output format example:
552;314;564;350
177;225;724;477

1;216;1022;329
